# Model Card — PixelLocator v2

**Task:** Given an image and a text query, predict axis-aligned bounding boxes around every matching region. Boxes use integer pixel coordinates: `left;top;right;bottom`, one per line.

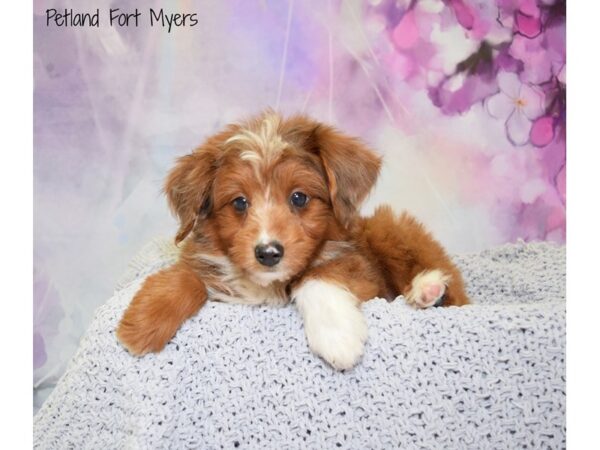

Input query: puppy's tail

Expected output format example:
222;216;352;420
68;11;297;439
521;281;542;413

355;205;469;306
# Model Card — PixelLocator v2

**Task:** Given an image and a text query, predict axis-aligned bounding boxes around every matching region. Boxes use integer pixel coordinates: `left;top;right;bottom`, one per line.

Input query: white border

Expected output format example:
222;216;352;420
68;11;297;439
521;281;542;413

0;0;590;445
0;0;33;444
567;1;600;447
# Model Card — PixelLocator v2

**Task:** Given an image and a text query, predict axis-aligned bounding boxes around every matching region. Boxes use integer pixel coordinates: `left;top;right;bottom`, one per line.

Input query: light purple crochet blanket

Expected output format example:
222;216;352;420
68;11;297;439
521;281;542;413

34;240;565;449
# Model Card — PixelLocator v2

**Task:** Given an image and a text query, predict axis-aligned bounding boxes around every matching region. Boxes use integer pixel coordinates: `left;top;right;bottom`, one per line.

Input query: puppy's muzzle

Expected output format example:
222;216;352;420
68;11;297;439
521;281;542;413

255;242;284;267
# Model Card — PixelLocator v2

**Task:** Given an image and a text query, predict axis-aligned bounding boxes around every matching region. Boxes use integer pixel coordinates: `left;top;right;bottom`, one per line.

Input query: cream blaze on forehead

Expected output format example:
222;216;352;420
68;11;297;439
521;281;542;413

225;112;287;164
253;194;280;247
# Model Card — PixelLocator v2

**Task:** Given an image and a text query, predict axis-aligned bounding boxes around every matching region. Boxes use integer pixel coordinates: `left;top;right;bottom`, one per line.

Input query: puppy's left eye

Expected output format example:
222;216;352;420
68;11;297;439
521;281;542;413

290;192;309;208
232;196;249;212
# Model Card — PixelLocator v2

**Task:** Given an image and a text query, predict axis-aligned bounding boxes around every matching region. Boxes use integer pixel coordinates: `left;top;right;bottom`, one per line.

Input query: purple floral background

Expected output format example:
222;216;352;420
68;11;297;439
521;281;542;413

33;0;565;411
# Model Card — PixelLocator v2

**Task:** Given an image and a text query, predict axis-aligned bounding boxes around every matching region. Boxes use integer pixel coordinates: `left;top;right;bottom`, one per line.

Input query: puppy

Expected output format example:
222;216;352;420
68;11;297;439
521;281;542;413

116;110;469;370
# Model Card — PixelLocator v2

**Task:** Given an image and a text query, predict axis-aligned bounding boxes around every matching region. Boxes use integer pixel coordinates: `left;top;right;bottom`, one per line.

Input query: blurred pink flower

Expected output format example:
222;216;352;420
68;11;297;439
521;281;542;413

509;23;565;84
387;5;440;86
515;11;541;38
530;116;555;147
443;0;508;40
508;1;565;83
496;0;539;19
430;72;498;115
444;0;475;30
519;0;540;16
392;10;419;50
486;72;545;145
556;163;566;205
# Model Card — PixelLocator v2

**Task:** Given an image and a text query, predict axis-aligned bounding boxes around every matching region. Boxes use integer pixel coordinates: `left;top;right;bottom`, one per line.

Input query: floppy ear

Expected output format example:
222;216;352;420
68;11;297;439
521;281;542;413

164;146;218;245
312;125;382;227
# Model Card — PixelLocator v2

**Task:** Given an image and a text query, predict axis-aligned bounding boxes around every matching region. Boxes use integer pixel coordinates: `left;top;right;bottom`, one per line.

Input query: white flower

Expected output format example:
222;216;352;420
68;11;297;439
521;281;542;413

486;71;545;146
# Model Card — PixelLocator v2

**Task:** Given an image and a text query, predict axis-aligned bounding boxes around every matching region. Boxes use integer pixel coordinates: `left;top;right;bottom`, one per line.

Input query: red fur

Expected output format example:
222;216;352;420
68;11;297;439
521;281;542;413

117;111;470;355
116;263;207;355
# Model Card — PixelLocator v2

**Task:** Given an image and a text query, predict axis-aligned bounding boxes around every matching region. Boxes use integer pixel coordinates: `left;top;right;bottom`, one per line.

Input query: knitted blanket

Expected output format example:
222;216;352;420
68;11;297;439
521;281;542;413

33;240;566;449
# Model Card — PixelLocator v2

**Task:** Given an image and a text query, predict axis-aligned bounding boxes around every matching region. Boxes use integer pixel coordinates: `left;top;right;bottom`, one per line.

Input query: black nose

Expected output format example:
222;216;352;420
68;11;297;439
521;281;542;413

255;242;284;267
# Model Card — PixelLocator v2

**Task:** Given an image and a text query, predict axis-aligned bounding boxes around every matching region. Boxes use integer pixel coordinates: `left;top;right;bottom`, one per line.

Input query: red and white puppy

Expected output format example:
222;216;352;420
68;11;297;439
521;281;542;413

117;111;469;370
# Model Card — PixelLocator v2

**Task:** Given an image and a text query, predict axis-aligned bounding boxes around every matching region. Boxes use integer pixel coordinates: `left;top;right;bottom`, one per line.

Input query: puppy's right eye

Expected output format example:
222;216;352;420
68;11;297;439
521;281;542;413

232;196;249;212
290;191;309;208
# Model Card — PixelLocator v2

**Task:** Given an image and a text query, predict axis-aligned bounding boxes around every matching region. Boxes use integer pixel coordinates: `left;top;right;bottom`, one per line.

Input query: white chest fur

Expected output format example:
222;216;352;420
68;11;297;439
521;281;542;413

195;253;289;306
209;277;288;306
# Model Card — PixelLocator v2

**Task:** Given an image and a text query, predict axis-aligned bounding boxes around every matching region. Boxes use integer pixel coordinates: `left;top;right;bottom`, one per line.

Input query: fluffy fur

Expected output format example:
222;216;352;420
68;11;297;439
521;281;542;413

117;110;469;369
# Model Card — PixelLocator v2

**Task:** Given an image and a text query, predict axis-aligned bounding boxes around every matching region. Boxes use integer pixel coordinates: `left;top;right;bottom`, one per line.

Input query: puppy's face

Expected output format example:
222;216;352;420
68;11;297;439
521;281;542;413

165;112;381;285
210;146;331;285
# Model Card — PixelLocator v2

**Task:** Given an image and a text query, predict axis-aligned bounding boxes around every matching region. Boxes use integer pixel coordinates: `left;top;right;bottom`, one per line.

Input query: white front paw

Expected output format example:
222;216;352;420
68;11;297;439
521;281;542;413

305;311;367;370
294;280;368;370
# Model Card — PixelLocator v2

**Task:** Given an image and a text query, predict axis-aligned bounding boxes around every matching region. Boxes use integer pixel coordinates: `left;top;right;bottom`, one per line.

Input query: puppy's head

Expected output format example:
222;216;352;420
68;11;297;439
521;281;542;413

165;111;381;285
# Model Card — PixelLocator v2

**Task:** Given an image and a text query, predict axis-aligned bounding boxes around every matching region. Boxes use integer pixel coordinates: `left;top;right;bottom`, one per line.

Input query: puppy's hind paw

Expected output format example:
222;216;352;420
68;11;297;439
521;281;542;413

405;269;450;309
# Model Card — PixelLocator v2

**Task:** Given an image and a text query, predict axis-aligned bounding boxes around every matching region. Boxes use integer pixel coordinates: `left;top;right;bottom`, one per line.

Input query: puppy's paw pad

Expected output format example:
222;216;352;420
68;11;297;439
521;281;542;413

406;269;450;309
423;283;442;301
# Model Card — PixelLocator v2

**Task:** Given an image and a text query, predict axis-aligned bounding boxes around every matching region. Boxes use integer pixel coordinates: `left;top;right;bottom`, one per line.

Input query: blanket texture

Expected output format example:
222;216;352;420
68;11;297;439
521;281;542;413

33;240;565;449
